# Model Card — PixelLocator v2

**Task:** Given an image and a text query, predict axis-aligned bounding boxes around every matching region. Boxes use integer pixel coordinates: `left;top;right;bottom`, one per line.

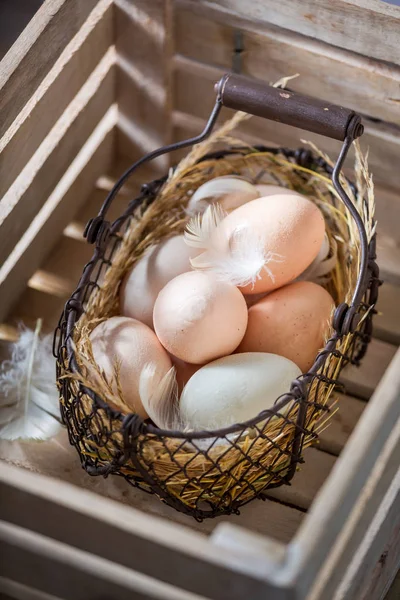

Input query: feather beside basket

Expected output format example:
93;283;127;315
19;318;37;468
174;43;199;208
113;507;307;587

55;74;379;520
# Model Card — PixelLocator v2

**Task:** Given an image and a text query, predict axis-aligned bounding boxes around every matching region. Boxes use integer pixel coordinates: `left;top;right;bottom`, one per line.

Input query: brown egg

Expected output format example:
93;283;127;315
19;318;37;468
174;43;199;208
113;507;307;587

170;356;201;393
202;193;326;295
153;271;248;364
89;316;172;417
237;281;335;372
120;236;197;329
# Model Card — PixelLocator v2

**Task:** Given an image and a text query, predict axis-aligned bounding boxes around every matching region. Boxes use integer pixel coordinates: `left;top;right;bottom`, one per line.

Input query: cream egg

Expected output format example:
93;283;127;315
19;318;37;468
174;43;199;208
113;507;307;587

153;271;248;364
237;281;335;372
207;193;326;294
180;352;301;431
89;316;172;417
187;176;259;214
120;235;197;328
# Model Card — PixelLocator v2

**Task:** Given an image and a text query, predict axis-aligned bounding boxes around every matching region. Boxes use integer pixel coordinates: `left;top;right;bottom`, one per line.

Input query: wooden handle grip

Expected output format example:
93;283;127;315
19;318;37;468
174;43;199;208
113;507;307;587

216;73;363;141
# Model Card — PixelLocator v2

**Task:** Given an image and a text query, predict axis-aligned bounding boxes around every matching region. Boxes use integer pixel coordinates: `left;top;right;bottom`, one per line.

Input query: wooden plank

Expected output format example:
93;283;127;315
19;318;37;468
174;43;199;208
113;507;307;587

0;107;116;322
0;429;303;544
0;0;98;139
374;282;400;346
318;393;366;456
174;6;400;126
306;414;400;599
266;448;336;511
333;468;400;600
0;50;115;268
0;0;113;198
115;0;173;165
340;338;397;399
0;522;209;600
179;0;400;65
6;288;67;334
282;347;400;599
385;570;400;600
378;237;400;287
0;576;64;600
0;463;287;600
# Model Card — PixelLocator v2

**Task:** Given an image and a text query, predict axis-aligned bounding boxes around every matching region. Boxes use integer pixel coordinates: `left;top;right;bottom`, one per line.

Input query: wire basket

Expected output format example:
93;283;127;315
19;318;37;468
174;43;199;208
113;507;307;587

55;74;380;520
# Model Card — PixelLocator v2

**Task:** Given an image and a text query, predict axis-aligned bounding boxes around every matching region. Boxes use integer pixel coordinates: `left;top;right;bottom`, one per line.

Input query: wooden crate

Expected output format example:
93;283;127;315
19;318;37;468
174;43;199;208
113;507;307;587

0;1;399;598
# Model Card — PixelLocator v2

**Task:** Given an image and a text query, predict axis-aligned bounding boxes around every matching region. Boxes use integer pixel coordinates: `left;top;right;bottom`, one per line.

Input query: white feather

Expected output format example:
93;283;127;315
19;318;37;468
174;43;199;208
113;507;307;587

0;320;61;441
139;364;181;430
185;204;283;288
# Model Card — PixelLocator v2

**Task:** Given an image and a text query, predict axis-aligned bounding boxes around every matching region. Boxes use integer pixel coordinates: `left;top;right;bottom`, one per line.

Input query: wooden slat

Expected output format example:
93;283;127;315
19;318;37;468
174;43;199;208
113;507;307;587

7;288;67;334
0;50;115;268
0;0;98;139
0;576;61;600
178;0;400;66
0;522;209;600
0;463;286;600
318;393;366;456
340;338;397;399
115;0;173;165
0;0;113;198
285;347;400;600
374;282;400;346
378;237;400;287
174;6;400;127
266;448;336;511
333;469;400;600
0;107;116;321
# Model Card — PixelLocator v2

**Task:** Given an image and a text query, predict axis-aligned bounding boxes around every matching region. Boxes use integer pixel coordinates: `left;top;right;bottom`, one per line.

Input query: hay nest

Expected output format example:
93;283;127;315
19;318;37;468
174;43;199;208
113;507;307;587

58;112;375;518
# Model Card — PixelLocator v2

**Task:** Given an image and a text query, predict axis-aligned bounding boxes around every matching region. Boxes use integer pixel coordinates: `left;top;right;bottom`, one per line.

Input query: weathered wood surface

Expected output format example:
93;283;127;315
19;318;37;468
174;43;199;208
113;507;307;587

0;0;99;139
0;464;286;600
333;469;400;599
174;6;400;126
0;0;113;199
115;0;173;166
0;521;210;600
178;0;400;65
284;347;400;599
0;51;115;270
0;110;116;322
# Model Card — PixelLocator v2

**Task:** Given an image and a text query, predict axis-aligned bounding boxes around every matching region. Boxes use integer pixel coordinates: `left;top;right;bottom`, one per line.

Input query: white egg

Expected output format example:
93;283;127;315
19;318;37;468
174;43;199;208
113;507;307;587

120;235;196;329
180;353;301;431
187;176;259;214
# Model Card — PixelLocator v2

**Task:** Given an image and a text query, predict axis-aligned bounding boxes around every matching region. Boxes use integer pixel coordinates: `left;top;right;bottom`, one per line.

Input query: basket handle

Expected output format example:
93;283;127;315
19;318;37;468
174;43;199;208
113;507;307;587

216;73;364;141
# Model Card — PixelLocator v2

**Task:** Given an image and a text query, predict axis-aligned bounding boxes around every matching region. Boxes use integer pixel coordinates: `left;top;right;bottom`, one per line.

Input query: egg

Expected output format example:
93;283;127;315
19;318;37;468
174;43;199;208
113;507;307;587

210;193;326;294
237;281;335;372
153;271;248;364
170;356;201;393
89;316;172;417
120;236;197;328
187;176;259;214
254;184;300;197
180;353;301;431
244;291;269;308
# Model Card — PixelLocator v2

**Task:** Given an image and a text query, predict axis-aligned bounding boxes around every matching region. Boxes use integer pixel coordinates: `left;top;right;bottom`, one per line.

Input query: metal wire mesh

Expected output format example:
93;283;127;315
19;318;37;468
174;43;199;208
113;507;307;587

54;146;379;520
